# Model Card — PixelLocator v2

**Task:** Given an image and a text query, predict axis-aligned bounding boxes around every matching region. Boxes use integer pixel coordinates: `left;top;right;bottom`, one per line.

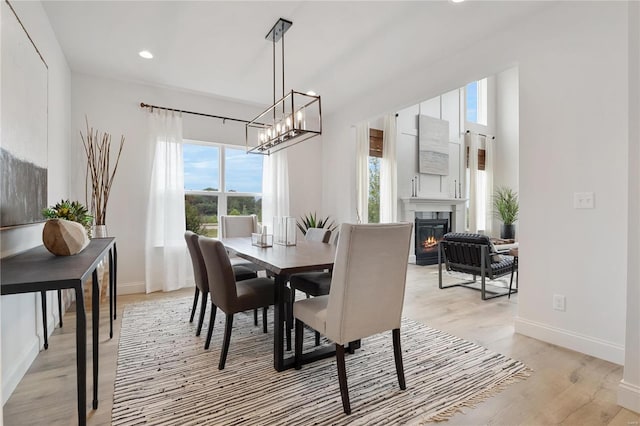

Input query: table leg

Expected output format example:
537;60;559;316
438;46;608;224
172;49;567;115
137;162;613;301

109;249;114;339
40;291;48;350
273;274;286;372
58;289;63;327
75;285;87;426
92;269;99;409
113;243;118;320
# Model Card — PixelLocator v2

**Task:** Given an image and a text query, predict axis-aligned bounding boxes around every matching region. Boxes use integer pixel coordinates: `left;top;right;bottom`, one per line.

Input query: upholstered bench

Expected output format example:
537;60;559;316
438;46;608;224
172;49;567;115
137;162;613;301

438;233;518;300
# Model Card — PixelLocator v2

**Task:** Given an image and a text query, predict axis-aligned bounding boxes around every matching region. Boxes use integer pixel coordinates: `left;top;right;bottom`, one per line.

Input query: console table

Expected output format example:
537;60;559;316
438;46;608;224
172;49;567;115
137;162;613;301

0;237;117;426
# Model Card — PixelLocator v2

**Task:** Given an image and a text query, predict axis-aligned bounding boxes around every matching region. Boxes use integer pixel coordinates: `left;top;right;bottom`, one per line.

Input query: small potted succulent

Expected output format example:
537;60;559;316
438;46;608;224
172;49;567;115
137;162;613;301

42;199;93;237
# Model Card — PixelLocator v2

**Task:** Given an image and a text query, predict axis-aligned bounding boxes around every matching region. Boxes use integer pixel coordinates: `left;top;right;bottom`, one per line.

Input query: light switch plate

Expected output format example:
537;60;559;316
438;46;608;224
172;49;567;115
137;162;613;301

574;192;594;209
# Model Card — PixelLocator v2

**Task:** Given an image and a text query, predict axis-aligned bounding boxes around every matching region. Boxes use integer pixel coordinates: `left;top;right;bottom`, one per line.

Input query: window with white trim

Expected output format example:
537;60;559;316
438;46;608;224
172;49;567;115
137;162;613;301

183;140;263;237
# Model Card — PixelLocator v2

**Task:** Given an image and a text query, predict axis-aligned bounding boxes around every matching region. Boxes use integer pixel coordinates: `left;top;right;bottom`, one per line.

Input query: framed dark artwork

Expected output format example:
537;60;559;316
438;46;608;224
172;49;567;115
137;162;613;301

1;0;48;228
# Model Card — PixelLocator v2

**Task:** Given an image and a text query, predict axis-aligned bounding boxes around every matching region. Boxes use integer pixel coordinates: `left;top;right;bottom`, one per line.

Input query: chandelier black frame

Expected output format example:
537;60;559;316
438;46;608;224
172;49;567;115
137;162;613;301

245;18;322;155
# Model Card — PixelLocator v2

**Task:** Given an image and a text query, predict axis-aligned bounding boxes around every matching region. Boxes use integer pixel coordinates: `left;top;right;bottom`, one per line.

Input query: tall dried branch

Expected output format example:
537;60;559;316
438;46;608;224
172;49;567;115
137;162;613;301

81;116;125;225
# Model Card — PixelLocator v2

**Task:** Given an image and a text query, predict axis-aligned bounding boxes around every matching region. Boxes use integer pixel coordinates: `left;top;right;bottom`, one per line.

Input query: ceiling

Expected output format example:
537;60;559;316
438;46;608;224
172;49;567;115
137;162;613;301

42;1;550;114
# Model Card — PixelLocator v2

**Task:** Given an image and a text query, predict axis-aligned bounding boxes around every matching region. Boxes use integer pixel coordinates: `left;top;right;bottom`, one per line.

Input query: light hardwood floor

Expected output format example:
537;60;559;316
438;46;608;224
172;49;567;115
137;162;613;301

3;264;639;425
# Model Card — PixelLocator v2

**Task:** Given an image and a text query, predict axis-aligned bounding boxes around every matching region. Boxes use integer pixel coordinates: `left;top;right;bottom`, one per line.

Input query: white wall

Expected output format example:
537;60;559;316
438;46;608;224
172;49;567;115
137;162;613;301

323;1;630;370
620;0;640;414
493;67;520;235
70;73;323;293
0;1;71;402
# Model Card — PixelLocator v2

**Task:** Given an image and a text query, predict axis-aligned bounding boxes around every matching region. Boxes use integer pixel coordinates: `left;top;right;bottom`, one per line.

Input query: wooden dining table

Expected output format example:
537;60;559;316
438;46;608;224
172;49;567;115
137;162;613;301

219;237;336;372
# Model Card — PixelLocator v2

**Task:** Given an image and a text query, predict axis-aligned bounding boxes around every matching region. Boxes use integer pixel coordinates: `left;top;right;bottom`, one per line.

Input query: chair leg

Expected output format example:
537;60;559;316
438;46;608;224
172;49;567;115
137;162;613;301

219;314;234;370
196;292;208;336
190;288;200;323
294;319;304;370
336;344;351;415
262;307;268;334
254;308;258;326
392;329;406;390
315;331;320;347
204;302;217;350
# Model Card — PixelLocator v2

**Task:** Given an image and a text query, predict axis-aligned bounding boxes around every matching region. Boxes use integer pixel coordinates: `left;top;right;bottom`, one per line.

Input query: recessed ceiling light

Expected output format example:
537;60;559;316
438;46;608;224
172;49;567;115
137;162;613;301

306;90;317;96
139;50;153;59
451;0;465;3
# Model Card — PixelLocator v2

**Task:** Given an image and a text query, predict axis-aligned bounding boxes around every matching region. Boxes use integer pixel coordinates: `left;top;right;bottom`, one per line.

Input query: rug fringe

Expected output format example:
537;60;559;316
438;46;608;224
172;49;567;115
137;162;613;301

422;368;533;423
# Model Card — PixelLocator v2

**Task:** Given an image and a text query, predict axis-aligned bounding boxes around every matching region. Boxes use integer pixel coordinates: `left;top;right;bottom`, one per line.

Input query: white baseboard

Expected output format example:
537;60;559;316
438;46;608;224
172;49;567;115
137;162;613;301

118;281;145;295
1;336;39;405
618;380;640;413
514;317;624;365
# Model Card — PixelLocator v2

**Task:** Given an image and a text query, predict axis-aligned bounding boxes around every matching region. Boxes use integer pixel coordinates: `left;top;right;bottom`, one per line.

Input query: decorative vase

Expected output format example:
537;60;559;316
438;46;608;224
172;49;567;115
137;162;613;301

500;224;515;240
92;224;108;238
43;219;90;255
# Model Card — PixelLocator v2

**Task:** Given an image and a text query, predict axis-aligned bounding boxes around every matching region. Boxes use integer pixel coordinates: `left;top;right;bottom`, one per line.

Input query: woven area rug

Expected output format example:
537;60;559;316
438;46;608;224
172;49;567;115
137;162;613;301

112;297;531;425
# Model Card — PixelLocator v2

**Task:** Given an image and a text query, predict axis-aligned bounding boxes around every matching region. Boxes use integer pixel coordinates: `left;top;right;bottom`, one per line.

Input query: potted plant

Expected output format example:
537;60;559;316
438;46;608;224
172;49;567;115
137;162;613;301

296;212;337;236
42;199;93;237
493;186;519;240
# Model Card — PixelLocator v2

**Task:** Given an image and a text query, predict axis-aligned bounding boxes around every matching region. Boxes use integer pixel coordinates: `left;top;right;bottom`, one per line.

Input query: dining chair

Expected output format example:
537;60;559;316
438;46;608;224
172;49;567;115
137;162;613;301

219;214;265;276
289;228;332;345
198;237;292;369
293;222;413;414
184;231;259;337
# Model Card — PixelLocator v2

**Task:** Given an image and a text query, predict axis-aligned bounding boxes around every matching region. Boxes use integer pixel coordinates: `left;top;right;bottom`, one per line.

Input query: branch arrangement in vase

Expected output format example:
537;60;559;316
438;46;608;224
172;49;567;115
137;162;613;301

81;117;125;226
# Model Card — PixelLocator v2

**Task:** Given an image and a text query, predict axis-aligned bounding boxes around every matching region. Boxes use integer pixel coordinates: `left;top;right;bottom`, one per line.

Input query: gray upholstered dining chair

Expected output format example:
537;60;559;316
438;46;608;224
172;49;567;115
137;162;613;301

293;222;413;414
218;214;267;326
184;231;258;337
198;237;291;369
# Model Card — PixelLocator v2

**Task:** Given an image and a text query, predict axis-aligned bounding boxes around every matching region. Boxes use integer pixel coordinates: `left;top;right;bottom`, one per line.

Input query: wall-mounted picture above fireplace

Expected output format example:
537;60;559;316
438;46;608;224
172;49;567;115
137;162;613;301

418;114;449;176
0;0;48;228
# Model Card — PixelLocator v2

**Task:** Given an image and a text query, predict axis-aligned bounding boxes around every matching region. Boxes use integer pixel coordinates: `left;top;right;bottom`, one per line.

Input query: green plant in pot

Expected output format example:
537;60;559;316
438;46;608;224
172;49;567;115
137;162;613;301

42;199;93;237
493;186;519;240
296;212;337;235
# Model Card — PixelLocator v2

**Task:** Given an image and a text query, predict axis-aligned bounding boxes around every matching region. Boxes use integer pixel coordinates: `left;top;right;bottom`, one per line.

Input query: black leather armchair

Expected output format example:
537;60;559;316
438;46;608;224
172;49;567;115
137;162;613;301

438;233;517;300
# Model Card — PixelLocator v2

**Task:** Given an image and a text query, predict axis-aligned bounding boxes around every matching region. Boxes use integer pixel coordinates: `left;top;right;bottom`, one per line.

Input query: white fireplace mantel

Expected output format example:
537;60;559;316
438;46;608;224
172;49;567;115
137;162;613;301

401;197;468;263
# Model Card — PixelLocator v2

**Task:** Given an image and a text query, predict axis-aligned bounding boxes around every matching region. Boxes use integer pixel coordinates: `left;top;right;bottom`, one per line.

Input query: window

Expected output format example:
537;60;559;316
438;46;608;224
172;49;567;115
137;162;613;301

466;78;487;126
368;128;383;223
183;141;263;237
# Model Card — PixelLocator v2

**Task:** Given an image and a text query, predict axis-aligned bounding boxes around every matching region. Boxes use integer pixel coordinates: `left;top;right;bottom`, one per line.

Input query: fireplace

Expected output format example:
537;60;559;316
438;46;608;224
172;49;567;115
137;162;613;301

415;213;451;265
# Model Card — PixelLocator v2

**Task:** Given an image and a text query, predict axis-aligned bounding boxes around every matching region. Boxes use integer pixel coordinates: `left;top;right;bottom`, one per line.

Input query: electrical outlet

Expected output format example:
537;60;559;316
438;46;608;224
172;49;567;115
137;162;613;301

574;192;594;209
553;294;566;311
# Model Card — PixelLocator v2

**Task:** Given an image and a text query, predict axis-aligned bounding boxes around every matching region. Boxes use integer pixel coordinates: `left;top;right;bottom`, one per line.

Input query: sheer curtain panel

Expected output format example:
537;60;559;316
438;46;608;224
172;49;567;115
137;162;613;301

145;110;188;293
262;149;290;232
380;114;398;223
465;132;479;233
355;122;369;223
483;136;494;236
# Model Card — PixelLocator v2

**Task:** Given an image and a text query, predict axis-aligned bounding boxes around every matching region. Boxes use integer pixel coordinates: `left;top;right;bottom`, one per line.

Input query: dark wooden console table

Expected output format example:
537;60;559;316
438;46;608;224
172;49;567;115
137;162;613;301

0;237;117;426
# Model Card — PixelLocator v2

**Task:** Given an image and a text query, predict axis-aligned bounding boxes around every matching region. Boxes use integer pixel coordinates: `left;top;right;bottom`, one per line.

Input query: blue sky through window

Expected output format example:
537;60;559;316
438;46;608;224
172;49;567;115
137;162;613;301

466;81;478;123
225;147;263;193
184;144;219;191
184;144;263;193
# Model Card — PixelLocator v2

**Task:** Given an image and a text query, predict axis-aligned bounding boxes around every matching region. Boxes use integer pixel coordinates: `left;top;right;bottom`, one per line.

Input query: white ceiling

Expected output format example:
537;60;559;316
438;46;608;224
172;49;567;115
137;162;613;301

42;1;550;113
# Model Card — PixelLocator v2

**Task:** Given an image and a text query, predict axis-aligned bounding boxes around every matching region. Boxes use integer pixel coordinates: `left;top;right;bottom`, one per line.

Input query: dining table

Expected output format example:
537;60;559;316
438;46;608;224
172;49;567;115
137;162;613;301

219;237;336;372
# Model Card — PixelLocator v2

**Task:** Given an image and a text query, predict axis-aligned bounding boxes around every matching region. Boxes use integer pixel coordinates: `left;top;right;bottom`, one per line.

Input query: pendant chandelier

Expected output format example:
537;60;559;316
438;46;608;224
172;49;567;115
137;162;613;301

246;18;322;155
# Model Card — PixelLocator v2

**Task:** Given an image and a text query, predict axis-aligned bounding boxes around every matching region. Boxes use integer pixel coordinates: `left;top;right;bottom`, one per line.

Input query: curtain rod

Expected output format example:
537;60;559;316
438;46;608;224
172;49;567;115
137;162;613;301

465;130;495;140
139;102;253;125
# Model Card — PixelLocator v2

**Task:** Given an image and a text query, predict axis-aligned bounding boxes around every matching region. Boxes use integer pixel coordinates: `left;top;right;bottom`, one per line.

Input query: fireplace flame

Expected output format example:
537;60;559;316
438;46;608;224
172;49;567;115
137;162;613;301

422;236;438;249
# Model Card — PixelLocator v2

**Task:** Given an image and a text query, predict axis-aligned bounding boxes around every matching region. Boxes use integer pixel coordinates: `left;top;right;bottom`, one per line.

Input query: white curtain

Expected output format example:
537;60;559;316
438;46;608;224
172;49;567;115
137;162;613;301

465;132;479;233
262;149;290;231
145;110;188;293
355;122;369;224
484;136;494;236
380;114;397;223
